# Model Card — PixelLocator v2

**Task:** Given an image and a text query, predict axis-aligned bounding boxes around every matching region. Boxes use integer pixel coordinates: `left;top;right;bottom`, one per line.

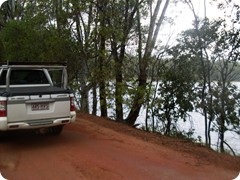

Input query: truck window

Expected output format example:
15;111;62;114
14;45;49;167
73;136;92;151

0;70;7;85
48;70;63;87
0;70;49;85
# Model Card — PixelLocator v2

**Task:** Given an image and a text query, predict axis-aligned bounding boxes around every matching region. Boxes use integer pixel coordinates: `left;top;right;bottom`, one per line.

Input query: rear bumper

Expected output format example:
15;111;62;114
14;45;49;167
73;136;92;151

0;111;76;131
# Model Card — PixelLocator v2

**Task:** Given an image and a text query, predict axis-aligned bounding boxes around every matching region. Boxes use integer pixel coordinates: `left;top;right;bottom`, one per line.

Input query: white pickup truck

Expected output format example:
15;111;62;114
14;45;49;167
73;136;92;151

0;62;76;135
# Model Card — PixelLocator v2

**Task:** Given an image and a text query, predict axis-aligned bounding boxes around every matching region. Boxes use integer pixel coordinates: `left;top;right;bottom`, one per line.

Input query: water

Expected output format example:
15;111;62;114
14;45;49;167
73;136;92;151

135;109;240;155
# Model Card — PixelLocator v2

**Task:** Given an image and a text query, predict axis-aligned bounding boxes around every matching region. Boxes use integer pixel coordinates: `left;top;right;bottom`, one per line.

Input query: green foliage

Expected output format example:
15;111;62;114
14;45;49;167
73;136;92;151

170;129;196;142
0;19;76;62
150;57;196;135
1;20;41;61
0;37;4;61
211;82;240;130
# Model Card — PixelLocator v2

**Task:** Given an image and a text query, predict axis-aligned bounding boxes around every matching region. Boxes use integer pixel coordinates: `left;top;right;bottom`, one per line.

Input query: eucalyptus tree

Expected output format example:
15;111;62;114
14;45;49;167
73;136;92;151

103;0;143;121
67;0;100;113
204;0;239;154
211;19;240;154
182;0;240;153
126;0;170;126
184;0;213;147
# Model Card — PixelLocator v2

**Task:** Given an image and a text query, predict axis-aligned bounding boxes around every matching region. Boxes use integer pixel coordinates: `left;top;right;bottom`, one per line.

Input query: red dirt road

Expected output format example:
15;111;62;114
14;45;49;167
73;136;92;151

0;113;239;180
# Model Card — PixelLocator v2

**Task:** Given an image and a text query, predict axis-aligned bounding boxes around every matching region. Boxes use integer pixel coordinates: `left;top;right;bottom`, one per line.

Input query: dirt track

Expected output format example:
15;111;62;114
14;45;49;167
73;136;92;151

0;113;239;180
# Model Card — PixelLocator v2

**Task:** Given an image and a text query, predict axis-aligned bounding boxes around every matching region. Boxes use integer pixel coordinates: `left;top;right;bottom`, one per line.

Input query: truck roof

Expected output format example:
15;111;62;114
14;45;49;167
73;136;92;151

0;61;67;69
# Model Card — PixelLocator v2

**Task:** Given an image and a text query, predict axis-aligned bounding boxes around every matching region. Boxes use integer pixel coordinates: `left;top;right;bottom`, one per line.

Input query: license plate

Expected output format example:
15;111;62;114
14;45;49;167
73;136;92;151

31;103;49;111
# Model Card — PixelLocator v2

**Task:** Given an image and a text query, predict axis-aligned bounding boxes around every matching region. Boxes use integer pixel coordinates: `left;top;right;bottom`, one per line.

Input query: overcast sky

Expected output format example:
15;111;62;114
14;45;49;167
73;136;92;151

156;0;240;46
0;0;5;6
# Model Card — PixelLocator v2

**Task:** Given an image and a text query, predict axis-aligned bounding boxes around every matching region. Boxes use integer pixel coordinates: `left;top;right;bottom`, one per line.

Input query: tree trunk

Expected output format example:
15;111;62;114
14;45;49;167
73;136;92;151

98;1;108;117
115;63;124;121
219;80;227;153
165;109;171;135
99;35;107;117
219;126;225;153
219;113;225;153
80;84;89;113
55;0;63;31
126;64;147;125
92;82;97;115
111;40;124;121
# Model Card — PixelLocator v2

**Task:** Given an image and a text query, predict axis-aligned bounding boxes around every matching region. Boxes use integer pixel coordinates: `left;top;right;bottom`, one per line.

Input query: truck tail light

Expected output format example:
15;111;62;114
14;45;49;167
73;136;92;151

70;97;75;111
0;101;7;117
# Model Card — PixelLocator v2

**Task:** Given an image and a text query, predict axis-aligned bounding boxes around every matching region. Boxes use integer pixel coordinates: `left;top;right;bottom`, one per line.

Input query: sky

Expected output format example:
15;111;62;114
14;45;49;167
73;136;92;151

0;0;5;6
155;0;240;46
170;0;239;29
